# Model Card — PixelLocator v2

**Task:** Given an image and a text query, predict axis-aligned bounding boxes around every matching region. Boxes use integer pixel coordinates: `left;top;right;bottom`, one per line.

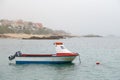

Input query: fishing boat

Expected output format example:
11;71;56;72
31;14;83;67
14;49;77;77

8;42;79;64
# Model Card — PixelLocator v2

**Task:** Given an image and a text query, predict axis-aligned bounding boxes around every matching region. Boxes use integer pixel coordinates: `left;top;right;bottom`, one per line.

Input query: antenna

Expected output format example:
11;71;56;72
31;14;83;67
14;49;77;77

19;39;23;51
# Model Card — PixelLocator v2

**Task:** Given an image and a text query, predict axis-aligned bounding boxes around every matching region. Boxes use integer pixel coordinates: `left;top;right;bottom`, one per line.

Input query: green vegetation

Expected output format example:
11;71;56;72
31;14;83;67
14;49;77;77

0;26;14;34
0;19;70;35
0;25;69;35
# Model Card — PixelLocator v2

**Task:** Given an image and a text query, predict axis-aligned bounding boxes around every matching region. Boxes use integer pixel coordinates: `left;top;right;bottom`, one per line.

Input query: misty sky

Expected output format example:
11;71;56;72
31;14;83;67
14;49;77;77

0;0;120;36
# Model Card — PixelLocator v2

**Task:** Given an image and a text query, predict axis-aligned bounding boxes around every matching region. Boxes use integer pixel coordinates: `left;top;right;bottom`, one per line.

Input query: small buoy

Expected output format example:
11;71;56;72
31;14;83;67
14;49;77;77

96;62;100;65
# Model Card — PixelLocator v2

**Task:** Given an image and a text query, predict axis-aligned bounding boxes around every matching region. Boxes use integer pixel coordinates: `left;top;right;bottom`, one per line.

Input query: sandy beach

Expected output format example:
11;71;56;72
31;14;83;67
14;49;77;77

0;33;50;39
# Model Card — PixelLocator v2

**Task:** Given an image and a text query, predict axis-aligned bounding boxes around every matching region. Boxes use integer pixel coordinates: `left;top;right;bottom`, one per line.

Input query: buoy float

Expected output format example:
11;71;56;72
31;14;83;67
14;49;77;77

96;62;100;65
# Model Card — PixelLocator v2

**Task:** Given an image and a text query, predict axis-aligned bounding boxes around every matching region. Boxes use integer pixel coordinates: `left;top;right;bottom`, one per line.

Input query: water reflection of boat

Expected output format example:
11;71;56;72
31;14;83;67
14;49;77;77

8;42;79;64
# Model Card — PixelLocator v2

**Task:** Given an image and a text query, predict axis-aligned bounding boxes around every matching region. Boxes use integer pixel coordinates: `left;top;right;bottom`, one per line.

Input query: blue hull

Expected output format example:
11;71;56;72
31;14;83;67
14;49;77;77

16;61;72;64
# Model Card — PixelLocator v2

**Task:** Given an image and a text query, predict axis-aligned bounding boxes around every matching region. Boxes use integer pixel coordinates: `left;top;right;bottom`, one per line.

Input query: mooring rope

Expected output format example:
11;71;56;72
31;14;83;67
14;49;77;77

78;54;81;63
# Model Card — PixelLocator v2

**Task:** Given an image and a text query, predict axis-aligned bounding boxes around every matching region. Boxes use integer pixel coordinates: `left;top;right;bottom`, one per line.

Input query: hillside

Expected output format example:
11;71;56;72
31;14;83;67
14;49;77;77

0;19;72;39
0;19;69;35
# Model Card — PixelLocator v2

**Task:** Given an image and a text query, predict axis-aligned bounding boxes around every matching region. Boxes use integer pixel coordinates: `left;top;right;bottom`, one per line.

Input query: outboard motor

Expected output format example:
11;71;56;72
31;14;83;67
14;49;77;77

8;55;16;60
8;51;22;61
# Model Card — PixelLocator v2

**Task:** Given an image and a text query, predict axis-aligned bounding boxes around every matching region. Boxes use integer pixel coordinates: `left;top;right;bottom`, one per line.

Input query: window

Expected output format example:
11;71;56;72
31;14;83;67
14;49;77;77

61;46;64;49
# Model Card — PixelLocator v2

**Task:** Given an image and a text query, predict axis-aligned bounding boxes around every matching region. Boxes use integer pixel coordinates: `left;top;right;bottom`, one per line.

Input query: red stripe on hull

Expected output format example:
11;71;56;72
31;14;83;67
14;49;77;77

21;54;53;57
20;53;78;57
56;53;79;56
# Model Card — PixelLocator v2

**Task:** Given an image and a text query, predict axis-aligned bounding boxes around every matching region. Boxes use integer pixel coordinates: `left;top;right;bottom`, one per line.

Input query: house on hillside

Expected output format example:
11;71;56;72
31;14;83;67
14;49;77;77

35;23;43;29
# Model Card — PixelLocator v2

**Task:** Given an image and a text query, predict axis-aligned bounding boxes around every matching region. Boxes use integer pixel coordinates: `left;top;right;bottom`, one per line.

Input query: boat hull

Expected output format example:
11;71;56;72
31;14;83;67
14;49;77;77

15;56;76;64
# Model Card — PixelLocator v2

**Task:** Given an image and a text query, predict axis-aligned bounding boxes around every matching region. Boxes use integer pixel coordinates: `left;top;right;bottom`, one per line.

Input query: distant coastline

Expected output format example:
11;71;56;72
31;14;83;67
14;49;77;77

0;33;77;39
81;34;103;37
0;19;70;36
0;19;103;39
0;33;103;39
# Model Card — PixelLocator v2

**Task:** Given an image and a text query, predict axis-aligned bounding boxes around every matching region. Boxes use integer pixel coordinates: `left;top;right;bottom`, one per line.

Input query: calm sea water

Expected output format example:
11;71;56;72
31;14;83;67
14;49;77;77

0;37;120;80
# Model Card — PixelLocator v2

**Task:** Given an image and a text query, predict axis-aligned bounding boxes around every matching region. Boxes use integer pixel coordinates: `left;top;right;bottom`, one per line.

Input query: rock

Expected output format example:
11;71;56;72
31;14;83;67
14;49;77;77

22;35;64;40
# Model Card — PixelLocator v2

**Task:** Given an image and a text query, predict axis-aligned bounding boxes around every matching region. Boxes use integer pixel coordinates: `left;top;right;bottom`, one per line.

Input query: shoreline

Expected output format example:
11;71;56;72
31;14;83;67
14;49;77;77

0;33;103;40
0;33;74;39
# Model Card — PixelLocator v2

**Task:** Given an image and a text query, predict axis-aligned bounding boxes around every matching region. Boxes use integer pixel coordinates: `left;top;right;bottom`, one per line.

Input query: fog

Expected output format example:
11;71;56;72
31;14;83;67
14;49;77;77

0;0;120;36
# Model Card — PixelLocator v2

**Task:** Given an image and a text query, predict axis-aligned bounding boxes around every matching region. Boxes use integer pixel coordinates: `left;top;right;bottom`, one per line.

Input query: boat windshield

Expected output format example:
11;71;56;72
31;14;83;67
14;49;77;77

61;46;65;49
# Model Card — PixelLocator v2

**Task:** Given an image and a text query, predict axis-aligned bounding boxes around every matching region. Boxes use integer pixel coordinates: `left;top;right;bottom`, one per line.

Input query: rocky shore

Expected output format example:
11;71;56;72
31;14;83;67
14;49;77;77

0;34;74;39
23;35;64;40
0;34;103;39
